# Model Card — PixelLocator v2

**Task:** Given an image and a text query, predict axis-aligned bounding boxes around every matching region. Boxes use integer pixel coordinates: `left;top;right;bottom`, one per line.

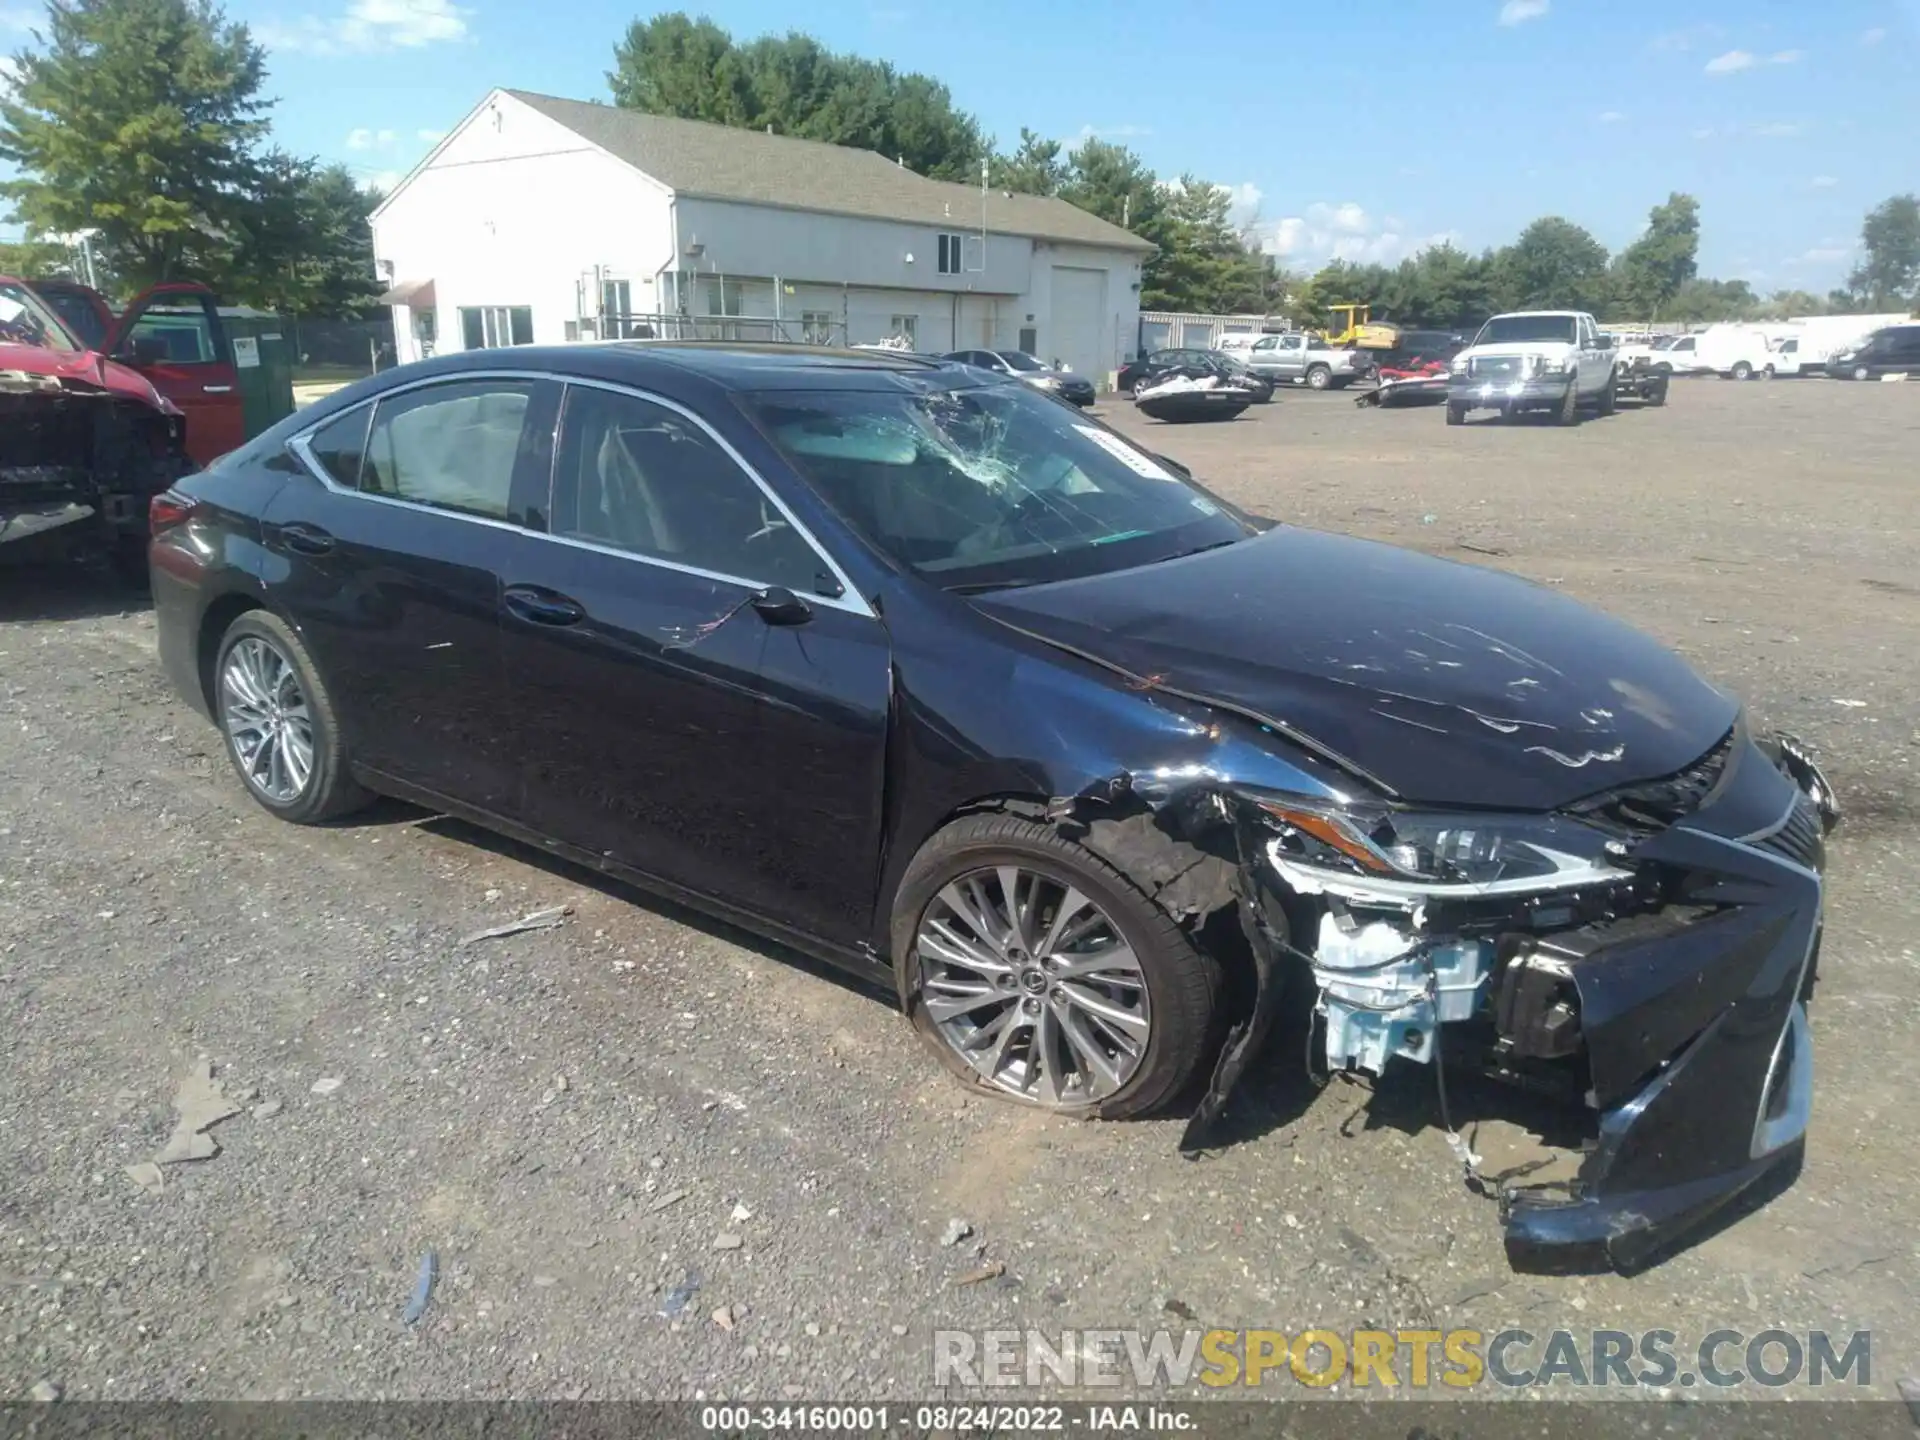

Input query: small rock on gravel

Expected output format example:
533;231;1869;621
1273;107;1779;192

29;1380;61;1403
309;1077;342;1097
939;1217;973;1247
251;1099;284;1120
712;1232;744;1251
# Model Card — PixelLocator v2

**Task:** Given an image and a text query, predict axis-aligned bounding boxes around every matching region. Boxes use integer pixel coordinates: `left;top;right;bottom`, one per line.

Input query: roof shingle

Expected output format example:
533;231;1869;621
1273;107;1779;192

504;90;1153;254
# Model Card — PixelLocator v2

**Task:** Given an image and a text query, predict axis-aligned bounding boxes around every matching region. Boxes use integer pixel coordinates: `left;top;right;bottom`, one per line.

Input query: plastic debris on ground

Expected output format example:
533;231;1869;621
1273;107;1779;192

153;1059;244;1166
402;1250;439;1326
658;1272;701;1318
459;905;573;946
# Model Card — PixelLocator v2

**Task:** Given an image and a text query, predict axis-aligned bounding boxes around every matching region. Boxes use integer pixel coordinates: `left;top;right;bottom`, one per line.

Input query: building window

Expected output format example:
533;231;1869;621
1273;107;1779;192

888;314;918;345
800;310;834;345
458;305;533;350
704;280;741;317
937;233;965;275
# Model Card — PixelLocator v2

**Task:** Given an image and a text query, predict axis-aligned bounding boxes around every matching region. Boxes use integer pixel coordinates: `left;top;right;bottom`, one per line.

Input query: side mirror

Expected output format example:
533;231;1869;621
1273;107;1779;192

751;585;813;627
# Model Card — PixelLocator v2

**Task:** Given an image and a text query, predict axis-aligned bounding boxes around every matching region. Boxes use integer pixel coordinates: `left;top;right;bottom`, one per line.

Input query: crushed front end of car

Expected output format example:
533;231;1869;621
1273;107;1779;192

1187;721;1836;1274
1;360;188;567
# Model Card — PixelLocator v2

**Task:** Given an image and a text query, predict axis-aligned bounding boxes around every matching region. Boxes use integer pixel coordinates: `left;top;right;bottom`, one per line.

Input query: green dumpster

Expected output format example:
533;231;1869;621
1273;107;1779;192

220;308;296;441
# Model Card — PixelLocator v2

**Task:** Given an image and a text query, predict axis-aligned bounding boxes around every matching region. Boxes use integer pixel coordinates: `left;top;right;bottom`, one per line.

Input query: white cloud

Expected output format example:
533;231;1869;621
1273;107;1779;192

1075;123;1151;141
358;169;405;194
0;54;17;99
417;128;446;143
1811;174;1839;188
1;7;36;32
1752;121;1803;137
1800;246;1850;263
1597;110;1626;123
1768;49;1804;65
1704;49;1755;73
1259;201;1458;267
1861;26;1886;45
1649;23;1721;53
1690;126;1719;140
345;126;397;150
1497;0;1548;25
257;0;468;55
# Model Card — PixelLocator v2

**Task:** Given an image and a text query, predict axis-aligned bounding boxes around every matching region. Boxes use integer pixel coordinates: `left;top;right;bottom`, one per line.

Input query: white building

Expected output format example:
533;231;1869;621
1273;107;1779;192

370;89;1152;385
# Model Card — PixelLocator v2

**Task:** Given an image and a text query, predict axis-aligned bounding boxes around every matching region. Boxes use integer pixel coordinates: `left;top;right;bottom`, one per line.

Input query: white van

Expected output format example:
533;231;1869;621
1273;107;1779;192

1691;324;1776;381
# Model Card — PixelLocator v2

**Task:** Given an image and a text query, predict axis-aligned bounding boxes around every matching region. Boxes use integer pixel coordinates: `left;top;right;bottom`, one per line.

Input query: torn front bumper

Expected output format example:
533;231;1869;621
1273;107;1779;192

1501;735;1833;1272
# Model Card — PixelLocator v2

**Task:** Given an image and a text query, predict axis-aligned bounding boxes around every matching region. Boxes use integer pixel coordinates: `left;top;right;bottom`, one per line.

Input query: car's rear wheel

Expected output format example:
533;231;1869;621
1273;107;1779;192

1853;365;1871;381
1305;364;1332;390
1730;361;1753;380
892;813;1219;1119
215;611;370;824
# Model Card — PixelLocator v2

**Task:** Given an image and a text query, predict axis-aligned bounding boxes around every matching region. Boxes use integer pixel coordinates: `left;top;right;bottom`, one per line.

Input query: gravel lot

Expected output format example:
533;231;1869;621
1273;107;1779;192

3;377;1916;1405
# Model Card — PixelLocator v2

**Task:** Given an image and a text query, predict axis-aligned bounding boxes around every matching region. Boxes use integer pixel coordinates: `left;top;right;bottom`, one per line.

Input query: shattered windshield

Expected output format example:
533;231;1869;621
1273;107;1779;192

748;383;1252;589
1474;314;1578;345
0;281;81;353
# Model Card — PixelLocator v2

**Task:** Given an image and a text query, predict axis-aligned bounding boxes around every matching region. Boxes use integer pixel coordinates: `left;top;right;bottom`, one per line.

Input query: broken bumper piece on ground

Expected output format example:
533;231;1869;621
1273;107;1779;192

1183;723;1835;1275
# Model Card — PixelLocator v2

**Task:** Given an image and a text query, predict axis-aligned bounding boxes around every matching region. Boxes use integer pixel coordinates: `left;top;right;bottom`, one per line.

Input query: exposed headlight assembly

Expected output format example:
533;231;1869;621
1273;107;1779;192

1252;797;1631;899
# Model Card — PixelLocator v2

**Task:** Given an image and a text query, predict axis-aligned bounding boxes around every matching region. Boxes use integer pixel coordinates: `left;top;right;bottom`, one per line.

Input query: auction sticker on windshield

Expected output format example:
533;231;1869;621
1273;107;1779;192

1072;425;1178;481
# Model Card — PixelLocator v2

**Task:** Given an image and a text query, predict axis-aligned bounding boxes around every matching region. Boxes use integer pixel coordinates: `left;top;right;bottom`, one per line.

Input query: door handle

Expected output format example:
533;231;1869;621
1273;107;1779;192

202;385;234;394
276;522;334;556
503;585;586;627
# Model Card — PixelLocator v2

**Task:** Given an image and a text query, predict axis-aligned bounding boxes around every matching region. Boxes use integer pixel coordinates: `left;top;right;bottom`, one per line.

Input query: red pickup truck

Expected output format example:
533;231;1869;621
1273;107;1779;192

2;277;244;572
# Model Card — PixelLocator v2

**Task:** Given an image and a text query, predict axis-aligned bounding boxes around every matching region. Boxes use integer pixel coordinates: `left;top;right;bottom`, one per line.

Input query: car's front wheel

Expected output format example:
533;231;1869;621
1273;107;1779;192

214;611;370;824
892;813;1219;1119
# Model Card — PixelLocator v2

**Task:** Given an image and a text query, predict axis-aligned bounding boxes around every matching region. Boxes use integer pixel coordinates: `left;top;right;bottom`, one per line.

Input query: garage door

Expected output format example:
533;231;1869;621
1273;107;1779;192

1050;265;1108;385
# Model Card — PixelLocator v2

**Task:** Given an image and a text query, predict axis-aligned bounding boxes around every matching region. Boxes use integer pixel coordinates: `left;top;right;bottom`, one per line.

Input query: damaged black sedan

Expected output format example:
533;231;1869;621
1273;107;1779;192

149;344;1837;1273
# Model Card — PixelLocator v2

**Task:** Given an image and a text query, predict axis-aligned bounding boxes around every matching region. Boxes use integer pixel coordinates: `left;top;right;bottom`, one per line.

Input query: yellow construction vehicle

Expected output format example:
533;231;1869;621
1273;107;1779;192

1321;303;1402;351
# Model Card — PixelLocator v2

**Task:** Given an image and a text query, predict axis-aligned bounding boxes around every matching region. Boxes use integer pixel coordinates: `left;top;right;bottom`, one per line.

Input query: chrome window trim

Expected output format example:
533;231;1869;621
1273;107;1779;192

284;370;875;619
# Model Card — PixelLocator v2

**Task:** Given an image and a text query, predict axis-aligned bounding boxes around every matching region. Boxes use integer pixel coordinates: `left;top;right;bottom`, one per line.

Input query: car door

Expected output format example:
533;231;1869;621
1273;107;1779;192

496;379;892;945
269;375;559;815
1275;334;1309;381
1574;316;1602;393
1887;328;1920;375
105;283;244;466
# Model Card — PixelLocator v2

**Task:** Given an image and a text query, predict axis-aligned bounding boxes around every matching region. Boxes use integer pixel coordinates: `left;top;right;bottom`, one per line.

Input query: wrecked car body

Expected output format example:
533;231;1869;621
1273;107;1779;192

2;277;189;569
148;344;1833;1275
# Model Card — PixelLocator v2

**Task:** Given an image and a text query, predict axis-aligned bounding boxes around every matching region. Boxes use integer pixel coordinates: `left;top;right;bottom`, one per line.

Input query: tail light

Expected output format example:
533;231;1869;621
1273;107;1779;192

149;489;200;537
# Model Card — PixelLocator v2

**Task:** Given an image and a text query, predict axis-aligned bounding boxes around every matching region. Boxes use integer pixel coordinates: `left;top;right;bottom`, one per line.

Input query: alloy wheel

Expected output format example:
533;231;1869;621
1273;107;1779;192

220;636;315;804
914;865;1151;1107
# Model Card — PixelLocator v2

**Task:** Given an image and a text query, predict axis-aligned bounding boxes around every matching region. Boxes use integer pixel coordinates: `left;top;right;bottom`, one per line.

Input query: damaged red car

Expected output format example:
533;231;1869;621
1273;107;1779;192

147;344;1838;1274
2;277;236;570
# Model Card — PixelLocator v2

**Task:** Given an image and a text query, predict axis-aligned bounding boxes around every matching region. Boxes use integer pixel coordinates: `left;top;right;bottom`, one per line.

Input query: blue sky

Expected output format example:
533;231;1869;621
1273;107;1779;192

7;0;1918;293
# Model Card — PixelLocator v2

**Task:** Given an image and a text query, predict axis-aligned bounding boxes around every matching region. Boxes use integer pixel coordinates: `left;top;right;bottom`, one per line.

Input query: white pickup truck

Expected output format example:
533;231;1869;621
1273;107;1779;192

1445;309;1617;425
1242;332;1367;390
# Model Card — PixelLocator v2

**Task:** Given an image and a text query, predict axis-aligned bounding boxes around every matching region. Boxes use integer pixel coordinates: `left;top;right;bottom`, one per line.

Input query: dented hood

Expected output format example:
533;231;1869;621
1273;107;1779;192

973;526;1737;811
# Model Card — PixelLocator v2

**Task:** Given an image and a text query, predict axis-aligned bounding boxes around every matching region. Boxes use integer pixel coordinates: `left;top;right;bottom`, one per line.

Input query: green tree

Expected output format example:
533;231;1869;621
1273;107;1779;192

992;127;1066;197
1665;277;1758;322
1758;288;1822;320
0;0;272;288
0;233;73;276
1147;176;1271;313
230;156;381;317
1843;193;1920;310
607;13;987;180
1491;217;1611;311
1610;192;1700;319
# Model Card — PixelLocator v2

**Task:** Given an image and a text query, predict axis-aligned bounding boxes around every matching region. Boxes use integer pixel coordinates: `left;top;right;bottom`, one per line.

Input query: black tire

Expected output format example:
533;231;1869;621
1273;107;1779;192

213;610;371;825
1305;364;1332;390
1853;365;1870;381
1647;382;1668;407
1446;401;1467;426
891;812;1221;1120
1597;371;1618;416
1555;382;1580;426
1731;361;1753;381
1762;365;1775;380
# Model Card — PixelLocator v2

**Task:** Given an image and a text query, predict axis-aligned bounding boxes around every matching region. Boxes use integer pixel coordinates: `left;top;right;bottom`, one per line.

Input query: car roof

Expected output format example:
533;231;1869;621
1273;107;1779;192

1487;310;1583;319
351;342;990;396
